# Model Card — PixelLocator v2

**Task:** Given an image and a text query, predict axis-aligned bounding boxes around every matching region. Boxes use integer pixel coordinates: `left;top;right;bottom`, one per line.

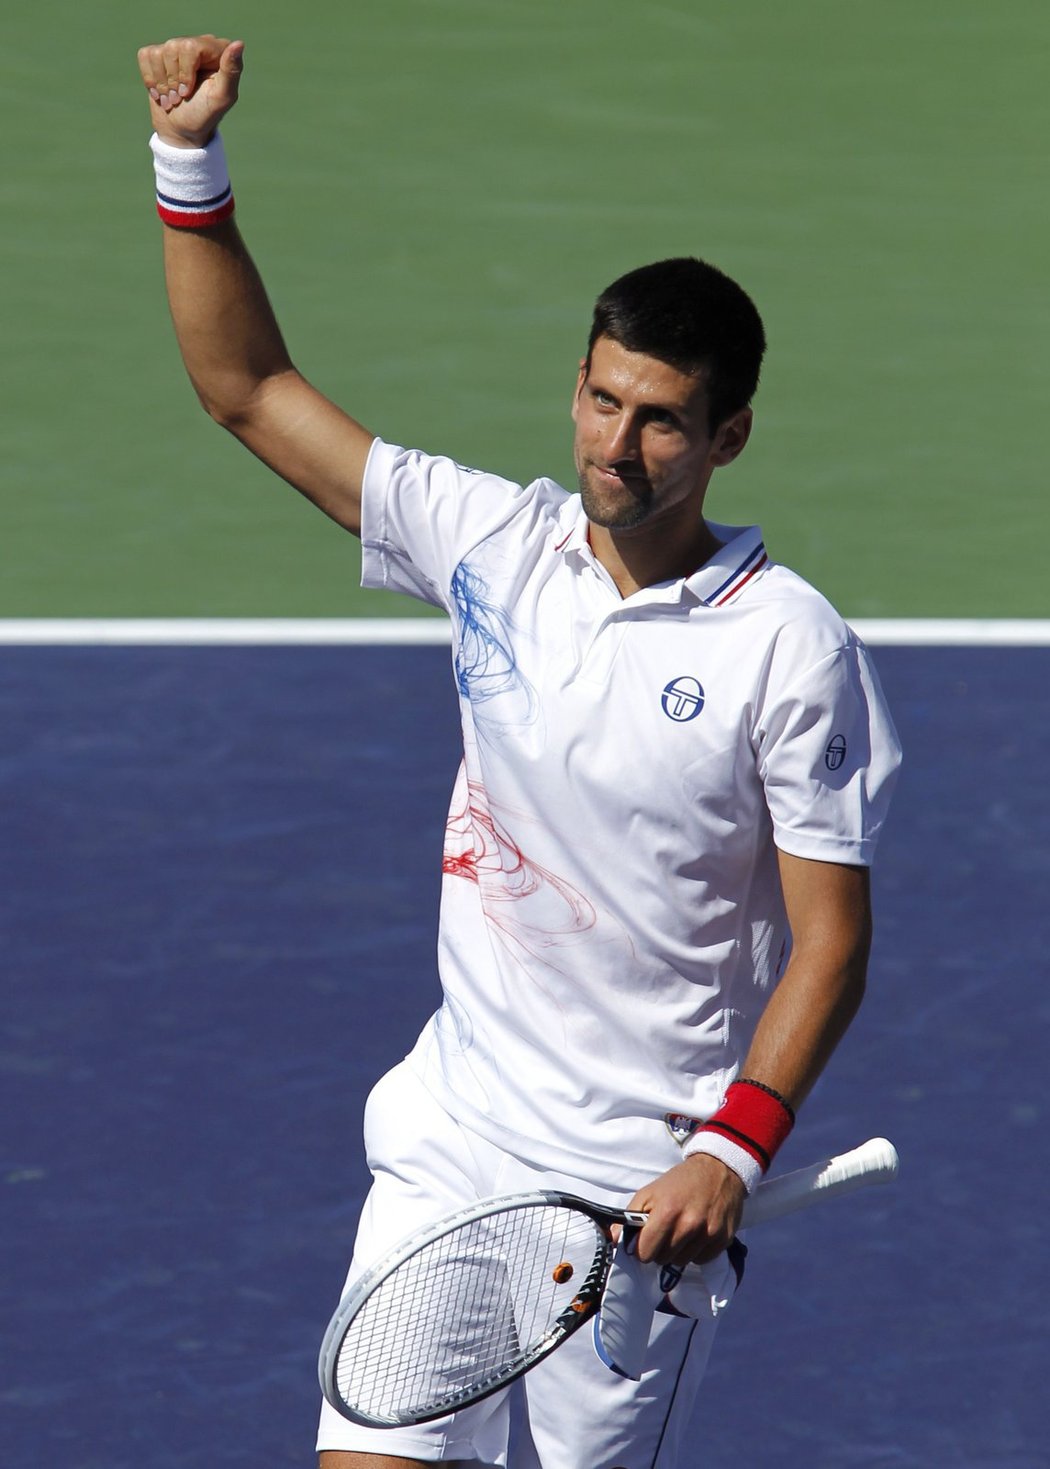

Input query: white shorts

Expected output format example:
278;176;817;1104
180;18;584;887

316;1060;742;1467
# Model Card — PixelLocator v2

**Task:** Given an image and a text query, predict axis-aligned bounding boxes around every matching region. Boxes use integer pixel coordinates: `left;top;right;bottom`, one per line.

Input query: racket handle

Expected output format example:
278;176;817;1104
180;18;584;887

740;1136;899;1227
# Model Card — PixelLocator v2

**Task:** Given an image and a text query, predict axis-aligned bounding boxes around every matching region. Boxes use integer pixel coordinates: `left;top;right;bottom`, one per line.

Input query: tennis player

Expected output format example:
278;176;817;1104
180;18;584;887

138;34;901;1469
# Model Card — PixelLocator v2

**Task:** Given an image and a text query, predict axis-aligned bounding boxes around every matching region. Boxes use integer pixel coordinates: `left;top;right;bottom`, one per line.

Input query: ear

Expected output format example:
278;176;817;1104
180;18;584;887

571;358;588;421
710;406;753;467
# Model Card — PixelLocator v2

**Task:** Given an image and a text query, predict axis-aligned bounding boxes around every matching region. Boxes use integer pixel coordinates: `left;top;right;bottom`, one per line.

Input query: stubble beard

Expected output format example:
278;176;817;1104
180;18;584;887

576;463;654;531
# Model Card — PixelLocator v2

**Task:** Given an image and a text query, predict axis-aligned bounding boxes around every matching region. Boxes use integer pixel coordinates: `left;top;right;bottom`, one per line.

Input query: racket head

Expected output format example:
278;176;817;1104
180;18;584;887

318;1190;617;1427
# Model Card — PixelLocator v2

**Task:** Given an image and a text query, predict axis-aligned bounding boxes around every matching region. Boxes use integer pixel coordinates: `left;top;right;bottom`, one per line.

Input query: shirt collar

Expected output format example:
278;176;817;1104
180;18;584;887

553;497;769;608
551;492;591;556
685;523;769;607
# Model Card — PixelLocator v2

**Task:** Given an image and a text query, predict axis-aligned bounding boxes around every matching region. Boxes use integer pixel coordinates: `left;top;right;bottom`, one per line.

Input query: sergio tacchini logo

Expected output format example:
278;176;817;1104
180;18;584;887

661;676;705;723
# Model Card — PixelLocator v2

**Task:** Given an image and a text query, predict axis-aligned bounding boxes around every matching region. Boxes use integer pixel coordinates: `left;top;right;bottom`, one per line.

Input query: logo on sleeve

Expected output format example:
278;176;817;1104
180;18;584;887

661;677;705;723
825;734;847;770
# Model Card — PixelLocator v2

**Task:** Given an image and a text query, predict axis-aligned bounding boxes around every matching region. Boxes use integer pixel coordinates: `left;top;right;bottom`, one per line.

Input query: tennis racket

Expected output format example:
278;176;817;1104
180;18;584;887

319;1135;898;1428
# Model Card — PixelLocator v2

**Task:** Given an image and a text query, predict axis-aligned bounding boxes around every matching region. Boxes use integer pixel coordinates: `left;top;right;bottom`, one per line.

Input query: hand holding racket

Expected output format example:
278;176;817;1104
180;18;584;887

319;1137;898;1427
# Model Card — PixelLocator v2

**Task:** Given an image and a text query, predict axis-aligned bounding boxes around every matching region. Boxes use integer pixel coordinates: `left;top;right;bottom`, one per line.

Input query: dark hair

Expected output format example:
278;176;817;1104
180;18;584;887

586;257;766;433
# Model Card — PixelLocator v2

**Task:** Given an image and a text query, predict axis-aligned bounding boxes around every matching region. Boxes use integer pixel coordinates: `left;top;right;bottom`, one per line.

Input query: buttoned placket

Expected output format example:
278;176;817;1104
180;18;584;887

554;532;701;689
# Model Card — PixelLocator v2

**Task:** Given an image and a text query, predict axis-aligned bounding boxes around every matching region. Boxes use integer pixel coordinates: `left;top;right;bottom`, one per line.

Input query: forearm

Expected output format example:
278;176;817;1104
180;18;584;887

162;216;294;429
737;911;870;1110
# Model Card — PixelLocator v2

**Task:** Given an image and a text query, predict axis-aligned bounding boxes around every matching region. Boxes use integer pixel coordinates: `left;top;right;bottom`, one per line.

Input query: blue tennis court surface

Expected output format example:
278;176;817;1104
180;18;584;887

2;644;1047;1466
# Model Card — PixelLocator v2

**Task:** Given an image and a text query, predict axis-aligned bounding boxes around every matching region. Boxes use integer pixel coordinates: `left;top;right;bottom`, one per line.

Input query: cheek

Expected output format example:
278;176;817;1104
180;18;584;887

649;441;706;482
571;421;589;469
644;442;683;478
573;410;599;454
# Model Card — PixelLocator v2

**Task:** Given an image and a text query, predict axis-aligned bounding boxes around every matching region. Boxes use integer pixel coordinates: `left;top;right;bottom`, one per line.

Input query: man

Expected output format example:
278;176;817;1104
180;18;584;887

137;35;900;1469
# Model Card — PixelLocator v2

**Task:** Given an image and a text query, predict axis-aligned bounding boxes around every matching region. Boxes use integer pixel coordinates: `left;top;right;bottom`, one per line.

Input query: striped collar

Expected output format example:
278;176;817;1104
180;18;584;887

687;524;769;607
552;497;769;608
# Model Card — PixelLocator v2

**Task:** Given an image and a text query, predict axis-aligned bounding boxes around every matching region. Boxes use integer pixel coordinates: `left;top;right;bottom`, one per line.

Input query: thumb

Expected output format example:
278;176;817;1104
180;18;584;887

216;39;245;99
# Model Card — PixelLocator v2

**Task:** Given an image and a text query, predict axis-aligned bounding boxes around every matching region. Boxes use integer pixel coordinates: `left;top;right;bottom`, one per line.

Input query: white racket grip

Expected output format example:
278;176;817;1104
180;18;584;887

741;1137;899;1227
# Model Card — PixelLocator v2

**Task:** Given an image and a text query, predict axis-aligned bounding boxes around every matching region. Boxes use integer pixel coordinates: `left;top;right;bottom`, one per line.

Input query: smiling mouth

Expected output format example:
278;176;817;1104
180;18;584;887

593;463;648;489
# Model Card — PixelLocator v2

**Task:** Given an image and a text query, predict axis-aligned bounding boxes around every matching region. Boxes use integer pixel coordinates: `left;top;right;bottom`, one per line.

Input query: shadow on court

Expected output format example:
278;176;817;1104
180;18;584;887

2;645;1046;1467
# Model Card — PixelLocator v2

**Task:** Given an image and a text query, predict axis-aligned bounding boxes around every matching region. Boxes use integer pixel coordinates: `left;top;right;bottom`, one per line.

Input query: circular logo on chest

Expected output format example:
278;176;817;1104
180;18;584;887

661;676;705;722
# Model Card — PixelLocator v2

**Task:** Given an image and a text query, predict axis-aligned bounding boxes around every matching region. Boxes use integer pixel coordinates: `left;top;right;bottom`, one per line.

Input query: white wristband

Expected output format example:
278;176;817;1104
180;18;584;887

682;1130;763;1194
149;131;234;228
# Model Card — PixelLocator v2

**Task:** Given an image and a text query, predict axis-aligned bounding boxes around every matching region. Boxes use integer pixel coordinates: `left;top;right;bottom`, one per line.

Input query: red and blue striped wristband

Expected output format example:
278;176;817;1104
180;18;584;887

683;1078;796;1192
149;131;235;229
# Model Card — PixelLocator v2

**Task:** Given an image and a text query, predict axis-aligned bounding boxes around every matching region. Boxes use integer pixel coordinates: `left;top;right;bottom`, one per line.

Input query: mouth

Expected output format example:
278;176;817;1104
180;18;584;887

578;461;656;530
592;463;648;491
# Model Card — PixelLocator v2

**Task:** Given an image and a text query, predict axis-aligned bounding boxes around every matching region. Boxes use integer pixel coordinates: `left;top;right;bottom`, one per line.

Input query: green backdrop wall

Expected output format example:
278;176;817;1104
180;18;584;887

3;1;1045;617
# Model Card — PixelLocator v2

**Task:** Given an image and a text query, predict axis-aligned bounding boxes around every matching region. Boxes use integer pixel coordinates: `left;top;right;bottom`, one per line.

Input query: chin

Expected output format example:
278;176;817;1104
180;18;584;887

578;477;652;531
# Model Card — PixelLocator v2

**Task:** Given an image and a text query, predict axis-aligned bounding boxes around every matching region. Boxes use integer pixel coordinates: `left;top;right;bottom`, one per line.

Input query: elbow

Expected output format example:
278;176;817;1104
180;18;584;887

191;372;277;441
192;361;298;442
193;381;250;434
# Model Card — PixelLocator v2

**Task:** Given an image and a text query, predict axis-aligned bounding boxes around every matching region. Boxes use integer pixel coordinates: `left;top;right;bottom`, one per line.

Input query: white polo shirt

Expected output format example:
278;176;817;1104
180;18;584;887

360;440;901;1192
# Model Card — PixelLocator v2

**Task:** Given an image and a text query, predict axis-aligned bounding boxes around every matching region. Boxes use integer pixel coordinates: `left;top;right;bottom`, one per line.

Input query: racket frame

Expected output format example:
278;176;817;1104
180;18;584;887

318;1190;643;1427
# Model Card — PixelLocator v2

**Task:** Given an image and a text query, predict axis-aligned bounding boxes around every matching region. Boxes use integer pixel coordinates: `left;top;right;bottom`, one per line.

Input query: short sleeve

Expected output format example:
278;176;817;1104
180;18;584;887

756;638;901;866
359;439;536;612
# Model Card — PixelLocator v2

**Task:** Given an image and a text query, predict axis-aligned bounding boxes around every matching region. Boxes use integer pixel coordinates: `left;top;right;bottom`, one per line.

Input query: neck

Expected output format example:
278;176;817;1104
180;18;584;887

588;517;723;598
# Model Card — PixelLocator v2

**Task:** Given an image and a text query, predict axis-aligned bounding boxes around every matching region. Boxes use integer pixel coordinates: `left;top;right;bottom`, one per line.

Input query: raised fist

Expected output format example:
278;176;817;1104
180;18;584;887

137;35;244;148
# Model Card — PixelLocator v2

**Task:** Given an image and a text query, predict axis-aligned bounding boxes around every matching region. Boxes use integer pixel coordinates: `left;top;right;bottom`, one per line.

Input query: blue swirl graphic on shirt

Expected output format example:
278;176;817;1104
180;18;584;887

452;562;536;726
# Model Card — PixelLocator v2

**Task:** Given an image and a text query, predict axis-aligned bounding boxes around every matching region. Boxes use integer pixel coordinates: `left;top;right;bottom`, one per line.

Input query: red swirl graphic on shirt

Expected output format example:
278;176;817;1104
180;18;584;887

443;780;597;956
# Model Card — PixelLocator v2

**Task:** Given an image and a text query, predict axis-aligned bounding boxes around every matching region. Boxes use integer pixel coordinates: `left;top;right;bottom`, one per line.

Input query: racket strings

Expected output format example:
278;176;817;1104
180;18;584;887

333;1204;605;1422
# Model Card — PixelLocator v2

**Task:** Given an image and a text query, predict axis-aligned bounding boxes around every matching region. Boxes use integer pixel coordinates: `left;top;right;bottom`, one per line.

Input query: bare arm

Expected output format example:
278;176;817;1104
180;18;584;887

137;36;373;533
629;851;872;1266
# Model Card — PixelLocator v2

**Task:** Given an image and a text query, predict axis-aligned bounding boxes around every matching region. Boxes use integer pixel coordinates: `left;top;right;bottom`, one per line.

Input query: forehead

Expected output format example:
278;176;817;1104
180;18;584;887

586;336;710;415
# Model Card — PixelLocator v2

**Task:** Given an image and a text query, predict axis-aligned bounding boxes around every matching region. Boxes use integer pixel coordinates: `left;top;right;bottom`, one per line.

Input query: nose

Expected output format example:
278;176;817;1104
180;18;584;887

605;410;640;464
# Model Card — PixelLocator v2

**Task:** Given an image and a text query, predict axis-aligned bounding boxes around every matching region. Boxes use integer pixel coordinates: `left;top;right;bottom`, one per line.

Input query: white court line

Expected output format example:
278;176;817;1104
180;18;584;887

848;619;1050;646
0;618;1048;646
0;618;454;646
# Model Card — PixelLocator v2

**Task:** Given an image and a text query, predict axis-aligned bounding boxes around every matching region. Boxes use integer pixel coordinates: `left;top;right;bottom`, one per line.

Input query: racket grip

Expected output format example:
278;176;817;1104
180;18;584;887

741;1137;899;1227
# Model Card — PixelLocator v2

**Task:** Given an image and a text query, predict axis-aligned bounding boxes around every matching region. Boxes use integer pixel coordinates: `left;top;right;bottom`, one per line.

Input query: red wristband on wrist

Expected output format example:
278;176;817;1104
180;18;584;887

699;1078;795;1173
